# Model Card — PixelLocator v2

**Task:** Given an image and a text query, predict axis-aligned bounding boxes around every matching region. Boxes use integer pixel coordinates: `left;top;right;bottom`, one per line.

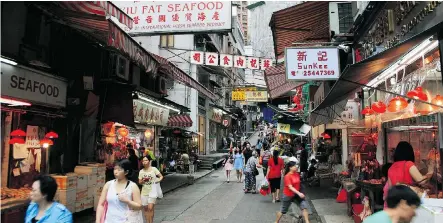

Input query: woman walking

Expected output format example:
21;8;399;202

267;150;284;203
244;151;262;193
25;175;73;223
139;155;164;223
233;148;245;183
223;151;234;183
275;161;310;223
96;159;142;223
261;146;272;176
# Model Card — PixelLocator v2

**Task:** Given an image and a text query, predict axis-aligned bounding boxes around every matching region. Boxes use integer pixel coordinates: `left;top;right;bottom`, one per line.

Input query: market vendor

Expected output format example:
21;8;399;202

386;142;433;202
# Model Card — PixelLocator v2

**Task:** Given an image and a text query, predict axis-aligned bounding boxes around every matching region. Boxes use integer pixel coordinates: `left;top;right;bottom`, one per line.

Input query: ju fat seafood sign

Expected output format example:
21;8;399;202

285;47;340;81
113;1;232;34
133;100;170;126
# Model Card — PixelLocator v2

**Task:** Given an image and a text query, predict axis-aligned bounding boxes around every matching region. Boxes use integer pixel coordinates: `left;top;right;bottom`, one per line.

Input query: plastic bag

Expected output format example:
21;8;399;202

260;179;269;190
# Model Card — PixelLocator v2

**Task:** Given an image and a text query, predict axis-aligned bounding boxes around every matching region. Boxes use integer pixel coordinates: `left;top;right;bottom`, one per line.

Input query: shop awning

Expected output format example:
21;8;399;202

34;2;159;74
167;114;193;128
264;64;305;99
149;54;218;101
310;22;443;126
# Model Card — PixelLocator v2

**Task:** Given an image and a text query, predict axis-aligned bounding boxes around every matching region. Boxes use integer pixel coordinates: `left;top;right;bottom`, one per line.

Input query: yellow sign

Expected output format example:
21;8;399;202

234;87;257;92
245;91;268;102
277;123;291;134
232;91;246;101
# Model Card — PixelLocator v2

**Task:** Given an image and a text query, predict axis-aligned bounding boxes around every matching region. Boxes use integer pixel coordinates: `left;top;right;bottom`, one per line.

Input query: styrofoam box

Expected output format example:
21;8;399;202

96;174;106;186
87;163;106;174
75;166;98;175
75;196;93;212
51;173;77;190
87;187;94;200
76;174;88;190
88;174;97;187
55;189;76;206
76;188;88;201
95;185;104;196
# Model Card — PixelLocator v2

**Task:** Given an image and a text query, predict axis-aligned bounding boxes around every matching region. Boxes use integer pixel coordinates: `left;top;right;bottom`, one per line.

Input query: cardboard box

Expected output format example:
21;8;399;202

87;174;97;187
51;173;77;190
75;166;98;175
96;174;106;186
95;185;104;195
76;188;88;200
93;195;100;211
76;174;88;190
75;196;93;212
55;189;76;206
87;163;106;174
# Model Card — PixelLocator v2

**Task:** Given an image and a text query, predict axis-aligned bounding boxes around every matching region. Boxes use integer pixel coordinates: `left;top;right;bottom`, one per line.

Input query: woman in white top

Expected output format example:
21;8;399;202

96;159;142;223
139;155;163;223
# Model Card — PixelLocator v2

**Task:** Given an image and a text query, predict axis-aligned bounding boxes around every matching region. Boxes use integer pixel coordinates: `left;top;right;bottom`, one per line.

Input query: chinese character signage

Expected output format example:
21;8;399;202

247;57;259;70
113;1;232;34
285;47;340;81
234;87;257;92
25;126;40;148
205;52;218;66
208;108;223;123
277;123;291;134
261;58;273;70
233;55;246;68
231;91;246;101
245;91;268;102
219;54;233;67
190;51;204;64
133;100;170;126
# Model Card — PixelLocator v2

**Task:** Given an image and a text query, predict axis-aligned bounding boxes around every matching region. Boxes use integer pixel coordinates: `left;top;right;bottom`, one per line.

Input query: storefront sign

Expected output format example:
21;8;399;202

1;63;67;107
232;91;246;101
114;1;232;34
133;100;170;126
277;123;291;134
245;91;268;102
222;115;231;127
25;126;40;148
189;51;273;70
285;47;340;81
234;87;257;92
208;108;223;123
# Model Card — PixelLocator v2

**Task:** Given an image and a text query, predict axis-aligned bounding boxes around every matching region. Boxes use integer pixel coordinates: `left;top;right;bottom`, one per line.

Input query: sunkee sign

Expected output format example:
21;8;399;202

1;63;67;107
113;1;232;35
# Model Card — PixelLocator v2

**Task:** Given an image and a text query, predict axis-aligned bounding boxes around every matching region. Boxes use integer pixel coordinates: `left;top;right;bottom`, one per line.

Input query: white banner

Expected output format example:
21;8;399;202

285;47;340;81
247;57;259;70
261;58;273;70
219;54;233;67
113;1;232;34
133;100;170;126
205;52;218;66
233;55;246;68
25;126;40;148
1;63;67;107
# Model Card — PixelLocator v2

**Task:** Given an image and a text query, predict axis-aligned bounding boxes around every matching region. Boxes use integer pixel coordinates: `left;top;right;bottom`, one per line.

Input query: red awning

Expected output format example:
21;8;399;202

264;64;305;99
150;53;218;101
167;114;193;128
36;2;159;74
270;2;330;60
59;1;133;29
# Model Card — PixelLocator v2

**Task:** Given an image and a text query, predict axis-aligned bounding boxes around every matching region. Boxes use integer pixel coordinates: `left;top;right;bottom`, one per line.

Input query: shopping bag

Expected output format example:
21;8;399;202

156;183;163;199
259;187;271;196
260;179;269;190
336;189;347;203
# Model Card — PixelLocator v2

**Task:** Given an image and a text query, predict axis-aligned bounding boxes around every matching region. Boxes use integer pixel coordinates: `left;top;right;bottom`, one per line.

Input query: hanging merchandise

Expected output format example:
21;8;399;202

13;143;28;159
35;149;42;172
371;101;387;113
406;87;428;101
387;97;408;112
361;106;375;115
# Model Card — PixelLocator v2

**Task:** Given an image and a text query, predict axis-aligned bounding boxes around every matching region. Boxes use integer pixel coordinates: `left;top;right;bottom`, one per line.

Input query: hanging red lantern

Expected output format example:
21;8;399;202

431;95;443;110
371;101;387;114
387;97;408;112
361;106;375;115
9;137;25;145
323;133;331;139
45;131;59;139
39;138;53;147
406;87;428;101
118;127;129;137
11;129;26;137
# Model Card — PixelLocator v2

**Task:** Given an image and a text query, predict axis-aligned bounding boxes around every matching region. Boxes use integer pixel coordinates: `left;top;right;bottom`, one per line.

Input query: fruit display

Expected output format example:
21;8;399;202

1;187;31;206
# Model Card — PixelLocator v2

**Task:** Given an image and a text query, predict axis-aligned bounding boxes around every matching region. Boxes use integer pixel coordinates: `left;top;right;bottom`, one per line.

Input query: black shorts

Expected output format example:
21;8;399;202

269;178;281;192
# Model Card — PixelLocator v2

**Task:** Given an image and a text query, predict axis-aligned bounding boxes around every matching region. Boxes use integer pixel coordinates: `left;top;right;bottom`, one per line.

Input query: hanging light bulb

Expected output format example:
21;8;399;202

431;95;443;110
45;131;59;139
40;138;53;148
118;127;129;137
388;97;408;112
9;137;25;145
406;87;428;101
144;129;152;138
10;129;26;137
371;101;387;113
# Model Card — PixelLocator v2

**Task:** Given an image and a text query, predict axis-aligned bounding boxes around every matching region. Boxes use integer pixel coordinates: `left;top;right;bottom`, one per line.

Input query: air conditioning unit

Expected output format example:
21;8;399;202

156;76;167;95
110;54;130;80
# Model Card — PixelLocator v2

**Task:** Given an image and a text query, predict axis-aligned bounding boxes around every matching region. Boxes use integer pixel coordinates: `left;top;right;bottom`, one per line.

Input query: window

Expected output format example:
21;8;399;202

338;3;353;33
160;35;174;47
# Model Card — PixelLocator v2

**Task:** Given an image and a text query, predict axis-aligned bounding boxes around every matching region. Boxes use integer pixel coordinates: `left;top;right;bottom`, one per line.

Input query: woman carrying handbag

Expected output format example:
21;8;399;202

96;159;143;223
139;155;164;223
